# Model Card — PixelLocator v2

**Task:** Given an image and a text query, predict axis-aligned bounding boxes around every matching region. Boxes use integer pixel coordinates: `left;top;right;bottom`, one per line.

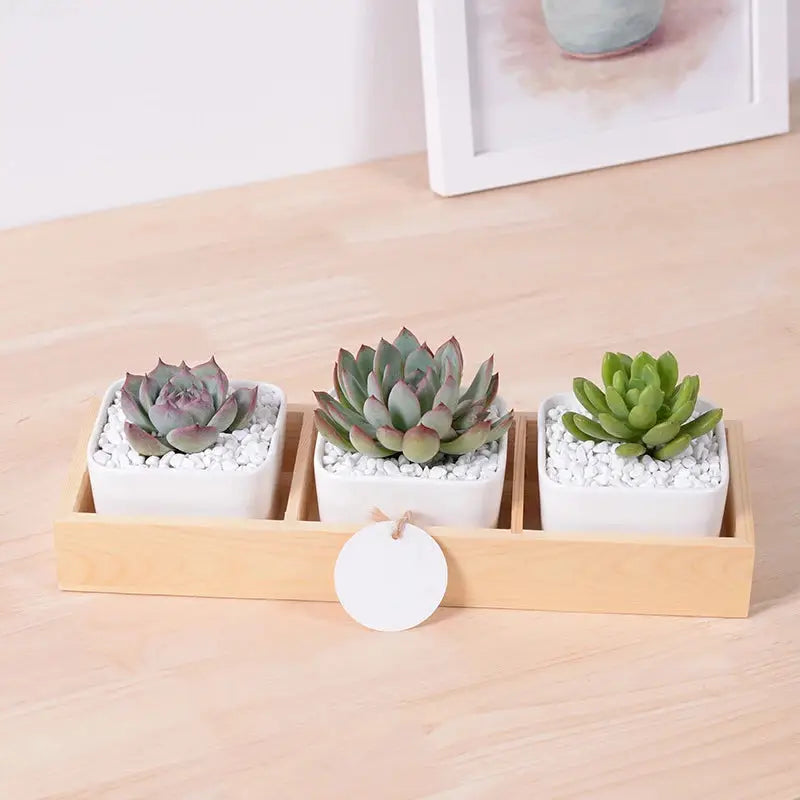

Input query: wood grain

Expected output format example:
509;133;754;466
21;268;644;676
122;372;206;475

2;88;800;798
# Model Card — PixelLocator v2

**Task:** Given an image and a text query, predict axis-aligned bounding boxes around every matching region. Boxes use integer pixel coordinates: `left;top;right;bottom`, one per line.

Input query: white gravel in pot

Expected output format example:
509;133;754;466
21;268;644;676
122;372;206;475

321;439;500;481
545;405;723;490
91;386;281;472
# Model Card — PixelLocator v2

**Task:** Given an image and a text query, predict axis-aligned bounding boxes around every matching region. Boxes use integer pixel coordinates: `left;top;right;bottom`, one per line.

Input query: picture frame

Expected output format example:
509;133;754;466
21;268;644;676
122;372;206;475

418;0;789;196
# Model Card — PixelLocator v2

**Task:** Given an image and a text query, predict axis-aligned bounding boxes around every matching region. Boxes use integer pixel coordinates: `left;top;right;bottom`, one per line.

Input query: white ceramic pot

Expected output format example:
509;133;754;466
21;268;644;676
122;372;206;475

87;379;287;518
537;393;729;537
314;402;509;529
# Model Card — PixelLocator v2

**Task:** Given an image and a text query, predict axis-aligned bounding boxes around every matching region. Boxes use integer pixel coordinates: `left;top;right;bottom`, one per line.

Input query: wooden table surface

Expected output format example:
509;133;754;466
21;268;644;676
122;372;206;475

2;97;799;799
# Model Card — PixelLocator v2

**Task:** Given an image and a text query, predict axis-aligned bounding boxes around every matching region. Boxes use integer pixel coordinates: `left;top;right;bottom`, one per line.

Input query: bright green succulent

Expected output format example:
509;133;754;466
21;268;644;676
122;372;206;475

314;328;514;464
564;351;723;460
120;357;257;456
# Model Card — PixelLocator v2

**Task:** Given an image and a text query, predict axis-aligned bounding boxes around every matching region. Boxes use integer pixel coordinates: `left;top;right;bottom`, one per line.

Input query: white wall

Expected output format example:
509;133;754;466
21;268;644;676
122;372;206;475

1;0;798;230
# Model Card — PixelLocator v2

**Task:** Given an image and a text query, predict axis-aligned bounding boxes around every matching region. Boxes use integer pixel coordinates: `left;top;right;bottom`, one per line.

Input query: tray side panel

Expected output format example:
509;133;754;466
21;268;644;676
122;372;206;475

55;515;753;616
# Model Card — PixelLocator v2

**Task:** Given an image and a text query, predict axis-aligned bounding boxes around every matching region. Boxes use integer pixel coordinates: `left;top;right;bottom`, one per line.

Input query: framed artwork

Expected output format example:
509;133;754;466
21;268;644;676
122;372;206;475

418;0;789;195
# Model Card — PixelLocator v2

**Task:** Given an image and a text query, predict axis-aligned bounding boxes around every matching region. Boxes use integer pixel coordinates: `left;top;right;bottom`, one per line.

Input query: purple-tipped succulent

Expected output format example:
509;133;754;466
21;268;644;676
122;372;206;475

119;358;257;456
314;328;514;465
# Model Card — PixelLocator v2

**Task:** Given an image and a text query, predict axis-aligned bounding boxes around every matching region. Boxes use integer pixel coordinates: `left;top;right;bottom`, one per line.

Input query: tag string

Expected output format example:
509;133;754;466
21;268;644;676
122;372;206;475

371;508;413;540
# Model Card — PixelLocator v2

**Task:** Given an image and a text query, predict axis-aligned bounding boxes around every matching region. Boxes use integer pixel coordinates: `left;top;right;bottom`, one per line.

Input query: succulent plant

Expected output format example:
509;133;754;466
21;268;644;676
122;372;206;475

119;358;257;456
565;351;723;460
314;328;513;464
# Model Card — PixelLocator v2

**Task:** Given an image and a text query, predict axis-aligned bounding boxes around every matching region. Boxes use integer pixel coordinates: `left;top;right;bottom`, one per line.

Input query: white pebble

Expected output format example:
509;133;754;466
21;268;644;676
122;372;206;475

93;451;110;466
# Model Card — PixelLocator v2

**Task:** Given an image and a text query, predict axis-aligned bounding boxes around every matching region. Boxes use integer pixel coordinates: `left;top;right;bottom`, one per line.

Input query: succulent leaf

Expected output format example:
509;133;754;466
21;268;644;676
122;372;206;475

460;356;494;406
668;401;694;426
340;368;368;412
605;386;629;421
191;356;229;407
486;410;514;443
602;352;622;389
433;375;459;413
630;352;658;380
612;369;627;395
641;364;661;390
641;420;681;448
181;388;216;426
375;339;402;385
366;370;384;404
229;386;258;431
120;387;156;433
314;409;354;451
414;367;438;414
657;351;679;397
628;404;657;430
680;408;722;438
615;442;646;458
653;434;692;461
363;395;392;429
638;384;664;410
616;353;633;376
350;425;394;457
453;402;486;430
123;422;170;457
207;394;239;432
393;327;421;359
582;379;610;415
163;362;200;393
376;425;404;451
438;421;490;455
147;358;179;393
573;378;601;417
625;387;641;407
402;425;440;464
419;404;454;437
165;425;220;454
356;345;376;381
387;381;421;431
573;414;623;442
599;413;636;440
434;338;463;386
122;372;144;399
138;373;159;413
485;373;500;410
148;400;195;436
561;411;594;442
404;345;435;378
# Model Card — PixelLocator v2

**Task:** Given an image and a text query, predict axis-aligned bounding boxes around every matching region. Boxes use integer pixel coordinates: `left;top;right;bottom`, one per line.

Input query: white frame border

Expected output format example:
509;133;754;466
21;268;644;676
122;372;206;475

418;0;789;196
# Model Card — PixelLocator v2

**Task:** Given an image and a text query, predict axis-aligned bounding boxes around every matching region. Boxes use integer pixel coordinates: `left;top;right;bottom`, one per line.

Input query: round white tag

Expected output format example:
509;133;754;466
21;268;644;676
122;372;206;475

334;520;448;632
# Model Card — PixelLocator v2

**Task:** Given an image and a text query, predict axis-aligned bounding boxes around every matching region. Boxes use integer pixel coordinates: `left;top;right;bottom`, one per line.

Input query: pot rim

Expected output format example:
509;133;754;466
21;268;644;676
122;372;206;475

537;391;729;496
87;378;286;479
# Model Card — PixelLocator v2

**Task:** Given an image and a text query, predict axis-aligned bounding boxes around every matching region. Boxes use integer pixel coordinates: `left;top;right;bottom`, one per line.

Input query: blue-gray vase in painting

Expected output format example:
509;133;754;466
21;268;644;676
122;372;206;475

541;0;665;59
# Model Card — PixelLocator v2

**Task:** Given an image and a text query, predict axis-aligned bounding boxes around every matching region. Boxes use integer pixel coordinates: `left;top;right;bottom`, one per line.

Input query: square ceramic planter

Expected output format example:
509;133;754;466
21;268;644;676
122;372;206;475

314;402;509;528
538;393;729;537
87;379;287;518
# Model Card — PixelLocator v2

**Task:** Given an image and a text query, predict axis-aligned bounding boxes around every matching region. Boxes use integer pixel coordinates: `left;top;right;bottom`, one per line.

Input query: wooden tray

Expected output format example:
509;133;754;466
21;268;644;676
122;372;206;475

54;404;755;617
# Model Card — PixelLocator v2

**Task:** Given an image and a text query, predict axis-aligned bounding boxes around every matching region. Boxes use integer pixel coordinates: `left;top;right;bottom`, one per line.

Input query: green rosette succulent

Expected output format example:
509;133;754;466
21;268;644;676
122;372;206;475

314;328;514;464
565;351;723;460
119;357;257;456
